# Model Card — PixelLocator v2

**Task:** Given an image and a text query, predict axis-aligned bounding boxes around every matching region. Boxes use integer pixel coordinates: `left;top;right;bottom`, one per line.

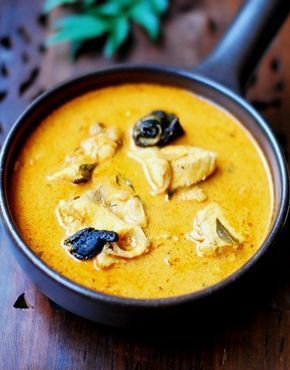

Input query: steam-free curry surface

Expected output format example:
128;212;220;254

11;83;273;298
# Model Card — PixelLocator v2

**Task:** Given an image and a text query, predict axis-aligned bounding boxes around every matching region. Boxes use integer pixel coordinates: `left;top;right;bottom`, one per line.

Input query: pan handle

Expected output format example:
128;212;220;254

194;0;290;94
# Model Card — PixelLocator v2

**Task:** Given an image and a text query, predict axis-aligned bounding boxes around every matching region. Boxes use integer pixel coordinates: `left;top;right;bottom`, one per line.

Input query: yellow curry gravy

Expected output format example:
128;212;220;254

11;83;274;298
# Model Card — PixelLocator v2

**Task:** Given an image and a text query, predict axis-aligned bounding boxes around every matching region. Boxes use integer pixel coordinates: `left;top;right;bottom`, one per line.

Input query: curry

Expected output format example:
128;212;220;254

11;83;274;298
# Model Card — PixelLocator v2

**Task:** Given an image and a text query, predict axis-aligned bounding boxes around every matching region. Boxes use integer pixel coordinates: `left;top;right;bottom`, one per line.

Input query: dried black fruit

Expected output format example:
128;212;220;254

132;110;184;147
64;227;119;260
72;163;96;184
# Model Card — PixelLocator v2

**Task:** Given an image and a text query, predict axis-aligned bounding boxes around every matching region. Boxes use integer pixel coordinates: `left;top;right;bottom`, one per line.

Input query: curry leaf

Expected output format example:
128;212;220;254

115;173;135;191
150;0;168;14
115;0;136;8
103;17;130;57
70;40;83;60
43;0;77;13
130;2;160;40
90;2;123;17
72;163;97;184
44;0;169;58
52;15;107;31
46;15;108;46
216;218;239;245
83;0;97;6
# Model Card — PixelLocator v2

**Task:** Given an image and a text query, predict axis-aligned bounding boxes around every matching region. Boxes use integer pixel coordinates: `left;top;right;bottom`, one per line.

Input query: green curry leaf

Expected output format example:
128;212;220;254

83;0;97;7
130;1;160;40
216;218;239;245
44;0;169;57
72;163;97;184
90;2;123;17
103;17;130;58
46;15;109;46
43;0;77;13
150;0;168;14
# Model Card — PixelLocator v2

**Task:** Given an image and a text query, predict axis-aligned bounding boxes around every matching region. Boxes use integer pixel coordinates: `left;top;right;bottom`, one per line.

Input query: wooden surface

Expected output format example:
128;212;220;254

0;1;289;369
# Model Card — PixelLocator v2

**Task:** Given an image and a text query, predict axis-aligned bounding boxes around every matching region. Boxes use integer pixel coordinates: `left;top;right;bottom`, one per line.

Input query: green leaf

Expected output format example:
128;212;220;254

52;14;106;30
149;0;168;14
90;2;122;16
46;15;109;46
44;0;167;58
43;0;77;13
103;17;130;58
216;218;239;245
83;0;97;6
130;2;160;40
117;0;137;8
70;40;83;60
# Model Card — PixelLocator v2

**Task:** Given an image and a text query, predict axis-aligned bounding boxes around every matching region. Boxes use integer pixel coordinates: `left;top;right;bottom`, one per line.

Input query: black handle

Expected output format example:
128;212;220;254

195;0;290;94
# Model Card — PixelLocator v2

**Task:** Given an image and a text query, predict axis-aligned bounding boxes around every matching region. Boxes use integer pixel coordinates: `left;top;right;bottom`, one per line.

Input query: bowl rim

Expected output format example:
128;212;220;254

0;64;289;308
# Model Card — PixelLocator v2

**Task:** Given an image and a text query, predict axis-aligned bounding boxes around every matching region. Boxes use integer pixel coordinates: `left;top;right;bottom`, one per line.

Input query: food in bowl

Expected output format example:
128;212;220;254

10;83;274;298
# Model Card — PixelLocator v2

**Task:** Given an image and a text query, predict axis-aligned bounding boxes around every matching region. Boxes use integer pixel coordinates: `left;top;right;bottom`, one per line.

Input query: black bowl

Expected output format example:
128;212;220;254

0;65;289;327
1;0;289;327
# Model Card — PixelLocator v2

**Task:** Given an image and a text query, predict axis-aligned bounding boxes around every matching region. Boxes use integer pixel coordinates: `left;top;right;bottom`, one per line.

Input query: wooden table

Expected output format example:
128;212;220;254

0;1;289;369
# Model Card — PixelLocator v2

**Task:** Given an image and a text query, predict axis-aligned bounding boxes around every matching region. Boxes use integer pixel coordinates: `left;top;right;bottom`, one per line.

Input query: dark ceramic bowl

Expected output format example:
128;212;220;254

0;0;289;327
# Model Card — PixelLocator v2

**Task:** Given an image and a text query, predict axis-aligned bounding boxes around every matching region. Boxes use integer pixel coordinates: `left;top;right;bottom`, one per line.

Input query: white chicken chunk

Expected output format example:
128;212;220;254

47;123;121;183
187;203;243;256
162;146;216;189
92;181;147;227
111;196;147;227
56;182;148;269
128;148;171;194
129;145;216;195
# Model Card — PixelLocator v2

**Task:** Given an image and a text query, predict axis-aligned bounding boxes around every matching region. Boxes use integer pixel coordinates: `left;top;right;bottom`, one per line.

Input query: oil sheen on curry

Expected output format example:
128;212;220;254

11;83;273;299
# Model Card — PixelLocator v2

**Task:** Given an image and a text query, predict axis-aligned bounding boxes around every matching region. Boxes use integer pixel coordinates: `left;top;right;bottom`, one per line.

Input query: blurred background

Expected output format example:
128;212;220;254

0;1;289;369
0;0;289;143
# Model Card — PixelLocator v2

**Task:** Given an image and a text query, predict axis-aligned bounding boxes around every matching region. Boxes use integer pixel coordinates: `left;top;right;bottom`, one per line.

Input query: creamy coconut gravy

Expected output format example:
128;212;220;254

11;83;273;298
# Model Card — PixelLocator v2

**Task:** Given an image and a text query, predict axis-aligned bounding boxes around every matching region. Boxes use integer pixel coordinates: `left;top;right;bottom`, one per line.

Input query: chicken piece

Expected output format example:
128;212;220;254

92;181;147;227
94;244;119;269
47;123;121;183
48;162;81;183
173;186;207;202
129;148;172;194
56;184;149;268
80;130;119;162
94;223;150;269
56;194;130;236
162;146;216;190
187;203;243;256
129;145;216;195
111;196;147;227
